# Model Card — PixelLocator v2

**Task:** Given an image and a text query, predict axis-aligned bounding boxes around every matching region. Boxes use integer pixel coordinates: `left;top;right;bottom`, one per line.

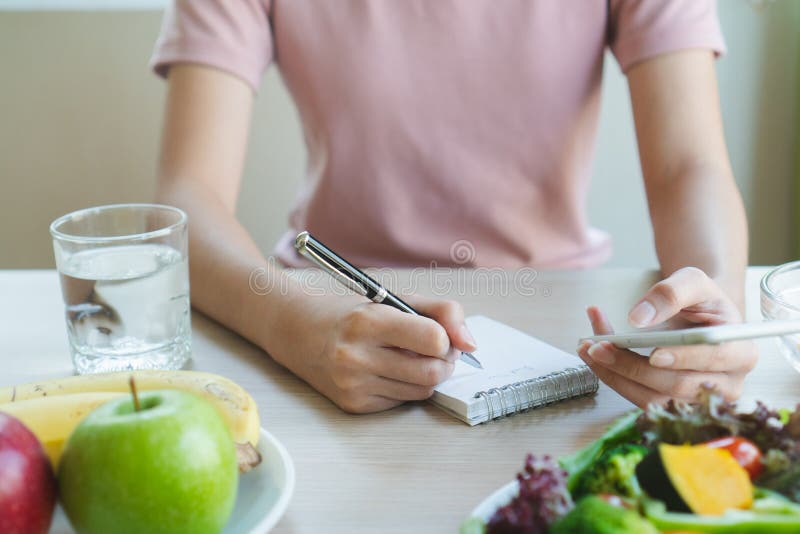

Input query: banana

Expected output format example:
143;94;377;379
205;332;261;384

0;392;123;467
0;370;261;453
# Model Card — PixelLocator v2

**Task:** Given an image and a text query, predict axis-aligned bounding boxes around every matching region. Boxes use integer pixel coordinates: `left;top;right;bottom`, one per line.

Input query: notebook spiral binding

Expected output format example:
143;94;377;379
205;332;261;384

473;366;599;421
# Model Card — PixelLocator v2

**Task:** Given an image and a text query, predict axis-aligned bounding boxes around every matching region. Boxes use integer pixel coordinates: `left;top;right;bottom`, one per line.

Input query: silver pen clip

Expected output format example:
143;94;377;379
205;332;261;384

295;233;368;297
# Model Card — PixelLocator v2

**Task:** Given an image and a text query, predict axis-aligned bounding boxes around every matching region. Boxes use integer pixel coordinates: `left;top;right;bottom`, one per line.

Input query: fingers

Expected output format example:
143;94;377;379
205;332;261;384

347;297;476;359
327;344;445;412
340;382;437;414
578;340;746;402
367;347;456;387
577;341;670;408
330;349;450;412
340;303;455;360
580;305;750;404
372;376;438;402
628;266;722;328
586;305;757;374
586;306;615;335
649;340;758;373
336;394;404;414
328;299;468;413
406;295;478;352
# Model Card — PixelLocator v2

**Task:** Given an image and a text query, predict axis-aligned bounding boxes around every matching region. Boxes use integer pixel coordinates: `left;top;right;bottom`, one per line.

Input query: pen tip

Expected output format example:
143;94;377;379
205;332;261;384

462;352;483;369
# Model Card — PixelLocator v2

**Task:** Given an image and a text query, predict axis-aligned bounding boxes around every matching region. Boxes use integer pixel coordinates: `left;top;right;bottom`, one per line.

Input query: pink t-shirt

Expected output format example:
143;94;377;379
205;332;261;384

151;0;724;269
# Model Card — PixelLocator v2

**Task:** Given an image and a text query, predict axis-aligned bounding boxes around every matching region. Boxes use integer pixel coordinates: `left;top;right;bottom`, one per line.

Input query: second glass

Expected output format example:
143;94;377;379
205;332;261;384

761;260;800;374
50;204;191;374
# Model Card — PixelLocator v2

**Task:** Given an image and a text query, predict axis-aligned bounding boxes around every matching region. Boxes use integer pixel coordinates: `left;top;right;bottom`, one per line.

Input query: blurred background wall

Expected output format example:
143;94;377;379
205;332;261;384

0;0;797;269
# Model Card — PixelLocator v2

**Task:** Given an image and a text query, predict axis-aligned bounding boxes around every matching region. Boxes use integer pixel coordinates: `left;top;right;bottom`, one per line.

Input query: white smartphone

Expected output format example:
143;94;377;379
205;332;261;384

580;319;800;349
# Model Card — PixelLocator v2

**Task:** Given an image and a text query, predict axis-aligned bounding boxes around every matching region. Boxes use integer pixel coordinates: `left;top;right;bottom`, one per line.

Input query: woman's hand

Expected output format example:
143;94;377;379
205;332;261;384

276;292;477;414
577;267;758;407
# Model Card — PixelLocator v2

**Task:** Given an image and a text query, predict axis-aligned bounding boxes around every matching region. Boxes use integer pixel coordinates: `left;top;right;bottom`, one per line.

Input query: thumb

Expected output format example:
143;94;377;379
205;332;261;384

405;295;477;353
628;267;717;328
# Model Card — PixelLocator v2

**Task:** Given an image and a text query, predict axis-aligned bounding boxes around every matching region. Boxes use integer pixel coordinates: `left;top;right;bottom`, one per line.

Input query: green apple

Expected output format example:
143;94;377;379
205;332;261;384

58;390;238;534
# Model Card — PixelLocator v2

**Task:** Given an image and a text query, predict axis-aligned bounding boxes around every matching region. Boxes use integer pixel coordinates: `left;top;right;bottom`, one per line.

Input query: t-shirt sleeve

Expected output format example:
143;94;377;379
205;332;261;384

150;0;273;92
608;0;726;73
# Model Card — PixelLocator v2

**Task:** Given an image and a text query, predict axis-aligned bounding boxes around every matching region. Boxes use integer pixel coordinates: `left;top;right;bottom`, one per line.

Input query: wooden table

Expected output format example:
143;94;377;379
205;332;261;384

2;268;798;533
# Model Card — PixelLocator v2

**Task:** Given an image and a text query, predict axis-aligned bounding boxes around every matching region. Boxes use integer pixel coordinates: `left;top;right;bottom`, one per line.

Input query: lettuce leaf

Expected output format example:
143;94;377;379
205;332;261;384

637;386;796;454
636;386;800;502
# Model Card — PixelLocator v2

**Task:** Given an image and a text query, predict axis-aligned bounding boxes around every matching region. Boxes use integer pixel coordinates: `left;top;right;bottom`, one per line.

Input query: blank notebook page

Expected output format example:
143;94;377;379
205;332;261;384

432;315;596;424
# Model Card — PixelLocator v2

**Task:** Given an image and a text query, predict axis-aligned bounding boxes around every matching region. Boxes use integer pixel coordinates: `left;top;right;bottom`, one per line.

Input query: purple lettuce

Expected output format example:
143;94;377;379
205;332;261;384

486;455;573;534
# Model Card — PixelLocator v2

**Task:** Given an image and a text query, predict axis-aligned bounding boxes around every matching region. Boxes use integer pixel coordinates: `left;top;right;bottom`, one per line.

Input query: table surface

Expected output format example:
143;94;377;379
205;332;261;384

2;267;798;533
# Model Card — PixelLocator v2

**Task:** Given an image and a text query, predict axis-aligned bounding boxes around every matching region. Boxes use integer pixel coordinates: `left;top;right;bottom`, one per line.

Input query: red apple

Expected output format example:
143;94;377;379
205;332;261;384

0;412;57;534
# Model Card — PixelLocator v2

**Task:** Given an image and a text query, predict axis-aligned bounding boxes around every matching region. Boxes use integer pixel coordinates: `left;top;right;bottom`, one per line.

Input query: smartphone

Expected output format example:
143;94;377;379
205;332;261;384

580;319;800;349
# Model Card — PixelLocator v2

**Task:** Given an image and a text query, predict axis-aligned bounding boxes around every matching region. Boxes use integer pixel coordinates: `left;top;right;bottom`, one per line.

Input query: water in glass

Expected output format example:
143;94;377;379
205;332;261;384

58;243;191;373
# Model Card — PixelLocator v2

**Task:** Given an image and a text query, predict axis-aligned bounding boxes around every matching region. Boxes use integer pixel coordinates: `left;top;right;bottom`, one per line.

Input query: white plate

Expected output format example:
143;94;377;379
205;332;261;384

468;480;519;523
50;427;295;534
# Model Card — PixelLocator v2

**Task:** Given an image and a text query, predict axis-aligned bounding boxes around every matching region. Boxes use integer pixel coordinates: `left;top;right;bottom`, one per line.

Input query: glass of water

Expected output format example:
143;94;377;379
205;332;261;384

50;204;191;374
761;261;800;374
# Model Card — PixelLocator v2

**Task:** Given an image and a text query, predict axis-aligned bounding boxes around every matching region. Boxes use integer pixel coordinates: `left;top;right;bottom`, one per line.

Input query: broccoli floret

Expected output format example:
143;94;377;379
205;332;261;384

561;410;642;492
550;495;659;534
571;444;649;500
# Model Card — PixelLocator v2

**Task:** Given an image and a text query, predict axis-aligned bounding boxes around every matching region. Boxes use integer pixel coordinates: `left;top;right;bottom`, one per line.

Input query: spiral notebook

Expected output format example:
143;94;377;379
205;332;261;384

431;315;599;425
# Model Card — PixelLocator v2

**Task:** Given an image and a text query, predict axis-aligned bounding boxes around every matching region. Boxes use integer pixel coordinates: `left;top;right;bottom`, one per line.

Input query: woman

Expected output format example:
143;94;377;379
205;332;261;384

151;0;756;413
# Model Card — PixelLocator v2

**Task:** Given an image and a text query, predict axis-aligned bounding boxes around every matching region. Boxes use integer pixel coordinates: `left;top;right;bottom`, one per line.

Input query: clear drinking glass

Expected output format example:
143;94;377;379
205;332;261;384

761;261;800;374
50;204;191;374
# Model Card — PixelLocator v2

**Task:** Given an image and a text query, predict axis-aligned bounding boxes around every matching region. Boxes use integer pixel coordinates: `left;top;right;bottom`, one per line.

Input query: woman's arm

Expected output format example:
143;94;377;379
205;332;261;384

628;49;748;309
577;50;757;407
157;64;476;413
157;66;275;346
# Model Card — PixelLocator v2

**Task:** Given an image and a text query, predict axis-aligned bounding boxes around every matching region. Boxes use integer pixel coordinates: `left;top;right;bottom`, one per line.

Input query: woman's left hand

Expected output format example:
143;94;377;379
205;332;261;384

577;267;758;407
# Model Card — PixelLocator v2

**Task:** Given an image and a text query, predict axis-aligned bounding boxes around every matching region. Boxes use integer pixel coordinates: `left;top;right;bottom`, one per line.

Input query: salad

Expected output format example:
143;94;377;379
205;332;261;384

462;387;800;533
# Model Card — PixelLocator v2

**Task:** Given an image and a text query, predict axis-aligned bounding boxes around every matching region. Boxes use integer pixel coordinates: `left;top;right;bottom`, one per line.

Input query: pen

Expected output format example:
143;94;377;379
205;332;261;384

294;231;483;369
